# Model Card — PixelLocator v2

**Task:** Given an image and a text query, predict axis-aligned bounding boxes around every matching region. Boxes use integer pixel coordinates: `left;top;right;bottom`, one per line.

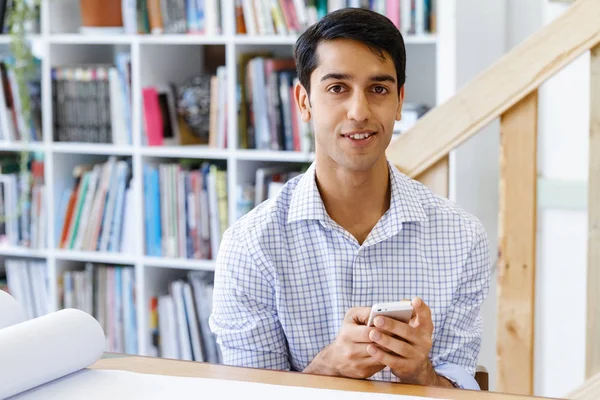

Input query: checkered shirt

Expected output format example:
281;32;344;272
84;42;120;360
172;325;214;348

209;160;490;390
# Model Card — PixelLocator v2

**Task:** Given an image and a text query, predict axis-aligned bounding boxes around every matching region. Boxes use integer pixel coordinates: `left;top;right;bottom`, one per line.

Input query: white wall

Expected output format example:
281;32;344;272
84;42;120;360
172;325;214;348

450;0;590;397
505;0;544;51
534;2;590;397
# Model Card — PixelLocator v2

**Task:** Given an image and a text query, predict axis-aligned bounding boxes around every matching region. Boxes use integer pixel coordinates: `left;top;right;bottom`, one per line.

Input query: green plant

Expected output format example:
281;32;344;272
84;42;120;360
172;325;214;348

0;0;41;227
9;0;40;133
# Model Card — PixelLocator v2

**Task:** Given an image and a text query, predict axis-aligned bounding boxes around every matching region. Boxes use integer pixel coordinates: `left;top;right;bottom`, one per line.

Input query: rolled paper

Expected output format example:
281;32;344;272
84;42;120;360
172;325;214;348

0;308;105;399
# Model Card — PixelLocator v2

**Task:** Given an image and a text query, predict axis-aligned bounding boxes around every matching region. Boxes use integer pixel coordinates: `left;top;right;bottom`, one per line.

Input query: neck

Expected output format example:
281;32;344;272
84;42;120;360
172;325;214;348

315;156;391;240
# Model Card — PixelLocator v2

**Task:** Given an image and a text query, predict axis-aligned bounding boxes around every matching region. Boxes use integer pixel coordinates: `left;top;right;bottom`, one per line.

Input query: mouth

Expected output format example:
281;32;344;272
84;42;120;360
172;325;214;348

342;131;376;141
342;131;377;146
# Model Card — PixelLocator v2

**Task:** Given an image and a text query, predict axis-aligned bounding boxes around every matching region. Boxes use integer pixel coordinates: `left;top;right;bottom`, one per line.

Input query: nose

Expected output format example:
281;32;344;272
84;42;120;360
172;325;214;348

346;91;371;122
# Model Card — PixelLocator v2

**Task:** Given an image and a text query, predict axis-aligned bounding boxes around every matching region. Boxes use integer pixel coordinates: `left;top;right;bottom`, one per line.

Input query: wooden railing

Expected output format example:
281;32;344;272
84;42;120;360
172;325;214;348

385;0;600;395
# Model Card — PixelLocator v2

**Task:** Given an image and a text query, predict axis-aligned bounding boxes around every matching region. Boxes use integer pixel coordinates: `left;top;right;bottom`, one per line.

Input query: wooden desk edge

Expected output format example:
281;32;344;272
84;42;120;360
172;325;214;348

89;353;559;400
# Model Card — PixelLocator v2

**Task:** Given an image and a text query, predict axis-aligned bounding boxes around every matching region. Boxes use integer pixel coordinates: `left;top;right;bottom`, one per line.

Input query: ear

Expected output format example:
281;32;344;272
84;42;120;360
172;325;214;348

395;84;405;121
294;82;311;122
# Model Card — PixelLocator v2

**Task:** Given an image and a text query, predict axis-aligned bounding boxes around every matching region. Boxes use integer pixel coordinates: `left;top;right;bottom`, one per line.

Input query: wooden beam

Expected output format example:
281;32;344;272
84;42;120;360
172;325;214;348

386;0;600;178
414;155;449;198
497;91;538;395
586;43;600;379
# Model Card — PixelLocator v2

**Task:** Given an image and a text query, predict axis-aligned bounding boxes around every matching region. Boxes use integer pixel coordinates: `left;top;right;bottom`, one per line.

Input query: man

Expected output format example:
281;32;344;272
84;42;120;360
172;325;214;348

209;8;490;390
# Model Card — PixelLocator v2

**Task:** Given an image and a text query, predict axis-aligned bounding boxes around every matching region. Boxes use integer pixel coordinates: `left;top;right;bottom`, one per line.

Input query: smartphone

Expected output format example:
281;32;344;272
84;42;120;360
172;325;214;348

367;300;414;327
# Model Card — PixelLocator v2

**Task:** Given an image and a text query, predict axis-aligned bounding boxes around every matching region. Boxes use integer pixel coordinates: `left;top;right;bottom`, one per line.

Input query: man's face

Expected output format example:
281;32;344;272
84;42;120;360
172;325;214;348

296;38;404;173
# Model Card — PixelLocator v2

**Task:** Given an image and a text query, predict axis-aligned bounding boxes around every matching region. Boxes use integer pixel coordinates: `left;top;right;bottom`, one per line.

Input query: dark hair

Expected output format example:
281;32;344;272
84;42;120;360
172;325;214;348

294;8;406;96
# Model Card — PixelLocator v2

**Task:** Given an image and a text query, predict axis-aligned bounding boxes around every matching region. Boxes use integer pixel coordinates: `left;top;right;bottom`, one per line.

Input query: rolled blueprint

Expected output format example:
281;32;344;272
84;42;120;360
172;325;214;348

0;290;25;330
0;308;105;399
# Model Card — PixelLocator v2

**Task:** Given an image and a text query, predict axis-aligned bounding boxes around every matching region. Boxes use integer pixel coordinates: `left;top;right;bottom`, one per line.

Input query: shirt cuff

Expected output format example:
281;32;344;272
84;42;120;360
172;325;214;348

434;363;480;390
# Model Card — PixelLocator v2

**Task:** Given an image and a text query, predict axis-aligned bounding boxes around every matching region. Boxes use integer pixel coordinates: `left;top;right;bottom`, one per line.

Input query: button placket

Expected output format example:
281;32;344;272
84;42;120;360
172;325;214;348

352;245;371;307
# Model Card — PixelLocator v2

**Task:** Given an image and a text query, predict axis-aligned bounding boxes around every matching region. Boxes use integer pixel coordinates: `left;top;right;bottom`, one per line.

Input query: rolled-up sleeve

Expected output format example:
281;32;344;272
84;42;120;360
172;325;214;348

431;222;491;390
209;228;290;370
435;363;481;390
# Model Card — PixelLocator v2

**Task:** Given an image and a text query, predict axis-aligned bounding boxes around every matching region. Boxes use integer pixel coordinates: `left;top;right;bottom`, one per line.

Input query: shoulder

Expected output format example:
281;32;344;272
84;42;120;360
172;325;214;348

393;169;490;280
396;169;487;245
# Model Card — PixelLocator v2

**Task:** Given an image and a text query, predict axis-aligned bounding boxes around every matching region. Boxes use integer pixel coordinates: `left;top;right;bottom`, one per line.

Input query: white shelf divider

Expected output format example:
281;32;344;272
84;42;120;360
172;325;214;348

234;35;300;45
130;38;148;354
39;26;56;313
138;35;229;45
234;149;315;162
140;146;230;159
143;257;216;272
46;33;437;46
232;33;437;45
0;141;45;152
48;34;135;45
52;249;137;265
0;246;49;258
51;142;135;156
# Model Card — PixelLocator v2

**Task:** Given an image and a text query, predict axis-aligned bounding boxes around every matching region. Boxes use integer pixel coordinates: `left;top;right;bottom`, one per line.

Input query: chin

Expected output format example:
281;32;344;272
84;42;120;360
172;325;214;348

316;143;388;172
338;155;383;173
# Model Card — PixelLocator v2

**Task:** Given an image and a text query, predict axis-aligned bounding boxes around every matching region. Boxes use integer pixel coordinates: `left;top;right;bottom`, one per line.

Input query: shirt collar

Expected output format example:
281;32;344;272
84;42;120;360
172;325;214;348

287;163;329;224
287;160;428;229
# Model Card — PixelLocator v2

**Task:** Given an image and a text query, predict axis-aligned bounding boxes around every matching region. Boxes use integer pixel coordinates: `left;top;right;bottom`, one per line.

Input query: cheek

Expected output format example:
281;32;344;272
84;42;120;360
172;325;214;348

312;108;342;131
375;104;400;130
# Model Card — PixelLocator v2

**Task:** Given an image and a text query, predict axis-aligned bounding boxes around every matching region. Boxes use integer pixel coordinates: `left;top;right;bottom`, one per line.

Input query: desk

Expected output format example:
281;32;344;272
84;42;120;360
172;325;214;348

90;354;559;400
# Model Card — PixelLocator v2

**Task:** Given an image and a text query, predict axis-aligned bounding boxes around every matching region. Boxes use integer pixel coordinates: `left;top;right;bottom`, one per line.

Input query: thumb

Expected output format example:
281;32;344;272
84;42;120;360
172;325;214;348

410;297;433;331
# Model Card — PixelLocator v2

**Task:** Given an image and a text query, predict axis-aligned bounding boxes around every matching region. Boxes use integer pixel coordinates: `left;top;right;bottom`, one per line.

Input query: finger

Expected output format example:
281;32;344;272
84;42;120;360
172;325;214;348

358;344;383;360
345;307;372;325
358;349;387;368
345;343;384;361
372;316;419;345
344;324;374;343
411;297;434;332
367;343;411;371
369;330;420;359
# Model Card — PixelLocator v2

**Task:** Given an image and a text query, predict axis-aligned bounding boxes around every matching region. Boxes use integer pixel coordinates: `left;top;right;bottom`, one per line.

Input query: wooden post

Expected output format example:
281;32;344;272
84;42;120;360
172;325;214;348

586;43;600;380
497;90;538;395
415;155;449;198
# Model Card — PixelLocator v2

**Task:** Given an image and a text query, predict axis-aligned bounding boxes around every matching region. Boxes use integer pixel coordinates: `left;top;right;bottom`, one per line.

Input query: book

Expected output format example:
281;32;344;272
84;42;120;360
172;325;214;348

148;272;219;363
143;161;225;260
58;159;132;254
234;0;435;36
4;259;48;320
0;153;45;249
51;58;132;144
59;264;137;354
239;55;314;152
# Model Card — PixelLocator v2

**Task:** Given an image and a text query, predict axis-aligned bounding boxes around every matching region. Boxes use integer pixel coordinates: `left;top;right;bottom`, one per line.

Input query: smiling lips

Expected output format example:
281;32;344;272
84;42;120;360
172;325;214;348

344;131;375;139
341;131;377;148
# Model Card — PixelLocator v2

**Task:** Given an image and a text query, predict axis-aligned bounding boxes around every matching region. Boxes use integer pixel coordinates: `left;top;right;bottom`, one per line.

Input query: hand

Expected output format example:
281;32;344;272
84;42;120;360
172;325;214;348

303;307;385;379
366;297;454;388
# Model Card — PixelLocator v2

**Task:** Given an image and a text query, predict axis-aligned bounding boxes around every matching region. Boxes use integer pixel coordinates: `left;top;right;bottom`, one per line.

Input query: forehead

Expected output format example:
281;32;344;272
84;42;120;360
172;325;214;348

313;39;396;80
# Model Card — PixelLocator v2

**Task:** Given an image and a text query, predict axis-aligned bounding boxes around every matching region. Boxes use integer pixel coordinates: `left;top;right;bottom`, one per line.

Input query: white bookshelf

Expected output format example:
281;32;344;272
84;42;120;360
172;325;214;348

0;0;459;358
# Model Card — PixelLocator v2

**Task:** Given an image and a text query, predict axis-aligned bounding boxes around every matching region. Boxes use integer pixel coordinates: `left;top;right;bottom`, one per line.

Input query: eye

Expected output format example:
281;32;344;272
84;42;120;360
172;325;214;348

328;85;346;94
372;86;389;94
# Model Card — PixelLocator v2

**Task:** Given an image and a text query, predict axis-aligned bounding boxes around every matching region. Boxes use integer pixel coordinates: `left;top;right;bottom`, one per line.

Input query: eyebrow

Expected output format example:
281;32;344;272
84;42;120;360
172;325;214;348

320;73;396;84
